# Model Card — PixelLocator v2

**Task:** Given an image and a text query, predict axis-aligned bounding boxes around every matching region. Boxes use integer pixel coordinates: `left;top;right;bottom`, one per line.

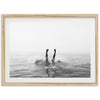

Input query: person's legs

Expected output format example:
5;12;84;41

45;49;50;77
45;49;49;65
52;49;56;64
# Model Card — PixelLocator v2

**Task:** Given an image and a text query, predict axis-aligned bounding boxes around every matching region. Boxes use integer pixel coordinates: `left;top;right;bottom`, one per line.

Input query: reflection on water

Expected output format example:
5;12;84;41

10;53;90;78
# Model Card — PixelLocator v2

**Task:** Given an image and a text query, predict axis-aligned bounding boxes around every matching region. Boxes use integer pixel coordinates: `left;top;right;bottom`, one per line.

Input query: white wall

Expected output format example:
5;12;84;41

0;0;99;100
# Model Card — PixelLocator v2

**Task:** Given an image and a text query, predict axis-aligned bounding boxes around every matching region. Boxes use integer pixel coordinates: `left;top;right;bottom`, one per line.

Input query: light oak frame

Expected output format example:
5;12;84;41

1;14;98;86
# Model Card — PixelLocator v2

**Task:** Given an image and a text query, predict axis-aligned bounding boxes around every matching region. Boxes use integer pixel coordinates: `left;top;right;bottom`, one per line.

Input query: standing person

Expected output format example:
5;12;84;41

52;49;56;64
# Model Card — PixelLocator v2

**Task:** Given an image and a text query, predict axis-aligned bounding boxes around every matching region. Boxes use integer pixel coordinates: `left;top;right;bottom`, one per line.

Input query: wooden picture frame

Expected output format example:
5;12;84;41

2;14;98;86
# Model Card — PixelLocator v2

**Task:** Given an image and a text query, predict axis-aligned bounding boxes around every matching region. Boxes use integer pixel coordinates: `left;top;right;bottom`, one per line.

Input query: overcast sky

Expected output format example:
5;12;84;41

6;17;95;54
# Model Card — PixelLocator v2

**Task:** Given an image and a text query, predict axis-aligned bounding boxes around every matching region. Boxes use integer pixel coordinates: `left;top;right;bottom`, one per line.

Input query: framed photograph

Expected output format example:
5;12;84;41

2;14;98;86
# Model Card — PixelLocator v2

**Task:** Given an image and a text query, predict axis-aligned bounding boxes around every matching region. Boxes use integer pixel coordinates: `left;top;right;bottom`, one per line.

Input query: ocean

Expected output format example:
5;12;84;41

10;53;90;78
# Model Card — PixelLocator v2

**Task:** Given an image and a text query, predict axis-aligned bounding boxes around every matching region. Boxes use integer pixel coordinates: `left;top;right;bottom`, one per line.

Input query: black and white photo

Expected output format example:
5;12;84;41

2;14;98;85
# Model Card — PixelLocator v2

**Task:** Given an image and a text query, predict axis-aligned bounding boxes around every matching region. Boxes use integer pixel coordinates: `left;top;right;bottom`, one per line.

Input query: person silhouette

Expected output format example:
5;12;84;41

45;49;57;77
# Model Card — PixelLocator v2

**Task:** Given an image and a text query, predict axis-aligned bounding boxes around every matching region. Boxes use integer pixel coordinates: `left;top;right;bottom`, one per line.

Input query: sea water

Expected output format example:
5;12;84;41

10;53;90;78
